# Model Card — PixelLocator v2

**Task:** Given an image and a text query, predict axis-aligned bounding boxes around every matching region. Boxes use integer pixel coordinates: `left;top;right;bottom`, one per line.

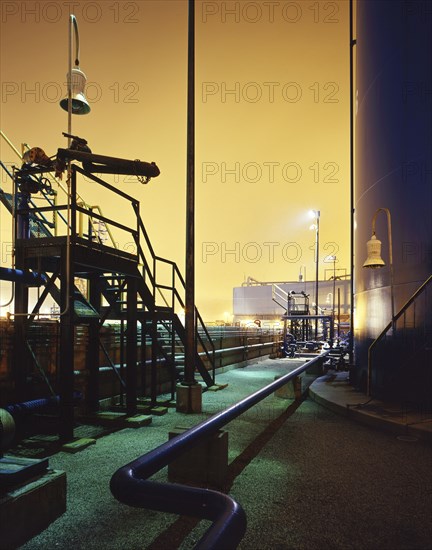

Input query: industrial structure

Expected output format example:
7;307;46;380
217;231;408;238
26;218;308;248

0;137;281;434
0;0;431;548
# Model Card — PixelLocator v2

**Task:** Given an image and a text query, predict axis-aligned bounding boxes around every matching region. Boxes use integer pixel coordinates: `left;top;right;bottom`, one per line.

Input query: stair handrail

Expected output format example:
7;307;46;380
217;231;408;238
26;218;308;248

367;275;432;395
110;351;330;550
133;206;216;379
272;283;288;311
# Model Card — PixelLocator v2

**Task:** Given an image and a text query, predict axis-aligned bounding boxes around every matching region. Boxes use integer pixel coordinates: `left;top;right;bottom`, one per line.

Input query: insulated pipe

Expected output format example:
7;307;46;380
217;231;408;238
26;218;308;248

111;351;329;549
0;267;47;286
0;408;15;451
0;392;82;451
5;396;60;419
5;392;83;420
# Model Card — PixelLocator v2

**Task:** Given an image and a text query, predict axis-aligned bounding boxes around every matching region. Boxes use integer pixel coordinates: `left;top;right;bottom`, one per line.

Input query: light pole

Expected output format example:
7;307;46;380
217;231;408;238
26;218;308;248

59;15;91;140
309;210;320;339
329;255;337;347
329;255;337;318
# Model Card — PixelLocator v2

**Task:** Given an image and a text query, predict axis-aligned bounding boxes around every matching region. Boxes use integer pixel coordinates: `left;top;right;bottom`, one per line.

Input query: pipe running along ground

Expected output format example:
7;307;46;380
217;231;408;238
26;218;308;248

110;351;329;549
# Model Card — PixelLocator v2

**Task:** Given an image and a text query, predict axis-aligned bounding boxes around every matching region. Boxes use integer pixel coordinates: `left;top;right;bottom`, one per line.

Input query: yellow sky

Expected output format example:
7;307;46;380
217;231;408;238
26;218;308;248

0;0;350;321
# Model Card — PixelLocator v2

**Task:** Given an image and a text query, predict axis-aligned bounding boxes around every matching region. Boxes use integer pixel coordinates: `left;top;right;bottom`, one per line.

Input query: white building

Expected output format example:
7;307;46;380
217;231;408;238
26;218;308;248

233;276;351;328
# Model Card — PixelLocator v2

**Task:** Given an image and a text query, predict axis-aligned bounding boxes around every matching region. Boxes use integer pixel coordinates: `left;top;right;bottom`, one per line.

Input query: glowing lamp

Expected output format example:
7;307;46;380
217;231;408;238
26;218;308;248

60;68;90;115
363;234;385;269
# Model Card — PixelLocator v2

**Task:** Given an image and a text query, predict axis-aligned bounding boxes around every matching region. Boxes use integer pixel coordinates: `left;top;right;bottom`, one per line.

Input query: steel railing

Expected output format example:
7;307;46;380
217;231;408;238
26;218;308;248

367;275;432;396
110;351;329;550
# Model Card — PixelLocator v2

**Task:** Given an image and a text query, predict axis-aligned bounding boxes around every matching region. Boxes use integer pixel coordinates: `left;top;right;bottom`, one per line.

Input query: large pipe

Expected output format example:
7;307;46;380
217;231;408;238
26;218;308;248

0;393;82;451
56;149;160;179
110;352;329;549
0;267;47;286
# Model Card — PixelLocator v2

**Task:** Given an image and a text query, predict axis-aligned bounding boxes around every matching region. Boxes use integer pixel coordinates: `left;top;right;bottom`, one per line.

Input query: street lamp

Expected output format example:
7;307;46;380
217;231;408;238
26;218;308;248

60;14;91;145
309;209;320;339
363;207;395;332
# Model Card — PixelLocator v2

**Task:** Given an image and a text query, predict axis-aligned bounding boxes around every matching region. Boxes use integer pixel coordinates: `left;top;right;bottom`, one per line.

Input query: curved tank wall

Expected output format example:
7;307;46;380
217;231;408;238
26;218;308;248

354;0;432;406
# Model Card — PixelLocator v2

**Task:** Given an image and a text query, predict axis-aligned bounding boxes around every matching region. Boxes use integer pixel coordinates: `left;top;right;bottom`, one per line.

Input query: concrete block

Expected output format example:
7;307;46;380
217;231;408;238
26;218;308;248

168;428;228;488
274;374;303;399
208;384;229;392
0;456;48;486
83;411;128;426
0;469;66;548
305;359;323;375
137;397;152;406
136;403;152;414
176;383;202;413
61;438;96;453
125;414;152;427
149;406;168;416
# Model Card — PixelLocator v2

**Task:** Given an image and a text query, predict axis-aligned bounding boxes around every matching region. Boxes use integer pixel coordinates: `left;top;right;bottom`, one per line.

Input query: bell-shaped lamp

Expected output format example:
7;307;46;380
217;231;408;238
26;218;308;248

363;233;385;268
60;68;91;115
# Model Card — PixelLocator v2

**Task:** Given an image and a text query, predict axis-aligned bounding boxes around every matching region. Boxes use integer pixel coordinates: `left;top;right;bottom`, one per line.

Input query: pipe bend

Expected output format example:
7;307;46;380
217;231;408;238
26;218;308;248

110;468;246;549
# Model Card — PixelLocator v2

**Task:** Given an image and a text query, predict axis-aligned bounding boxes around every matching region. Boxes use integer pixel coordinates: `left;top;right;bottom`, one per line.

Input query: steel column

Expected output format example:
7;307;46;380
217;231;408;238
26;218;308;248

184;0;196;386
126;277;137;415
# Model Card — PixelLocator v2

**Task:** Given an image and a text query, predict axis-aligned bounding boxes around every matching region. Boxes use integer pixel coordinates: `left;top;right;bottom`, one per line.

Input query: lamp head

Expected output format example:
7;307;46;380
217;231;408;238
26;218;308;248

60;68;91;115
363;233;385;269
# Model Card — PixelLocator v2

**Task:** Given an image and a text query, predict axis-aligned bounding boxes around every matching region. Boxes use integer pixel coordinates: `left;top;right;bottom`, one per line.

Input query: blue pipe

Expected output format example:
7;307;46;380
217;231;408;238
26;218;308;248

0;267;47;286
5;392;82;420
110;352;329;549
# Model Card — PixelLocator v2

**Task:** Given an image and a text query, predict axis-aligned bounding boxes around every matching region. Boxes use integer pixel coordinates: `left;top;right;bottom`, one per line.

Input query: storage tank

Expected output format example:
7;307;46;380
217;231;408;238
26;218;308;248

354;0;432;407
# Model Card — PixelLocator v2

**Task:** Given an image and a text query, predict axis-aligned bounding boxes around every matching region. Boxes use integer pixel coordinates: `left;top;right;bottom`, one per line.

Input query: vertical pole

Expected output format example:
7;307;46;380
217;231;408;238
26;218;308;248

332;257;336;325
126;277;137;415
184;0;196;386
67;15;73;145
13;245;29;402
120;318;125;406
59;229;75;440
87;276;101;412
349;0;356;364
151;314;158;405
314;213;320;340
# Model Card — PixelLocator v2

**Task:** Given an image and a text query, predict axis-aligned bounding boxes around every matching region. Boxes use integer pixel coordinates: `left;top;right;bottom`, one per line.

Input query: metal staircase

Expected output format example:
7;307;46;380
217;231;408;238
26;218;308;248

367;275;432;406
0;141;215;437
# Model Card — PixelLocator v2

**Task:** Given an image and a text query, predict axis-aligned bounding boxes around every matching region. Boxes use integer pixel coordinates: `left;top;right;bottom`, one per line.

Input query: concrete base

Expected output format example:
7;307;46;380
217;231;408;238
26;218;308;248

176;383;202;414
0;469;66;548
274;374;303;400
168;428;228;488
61;438;96;454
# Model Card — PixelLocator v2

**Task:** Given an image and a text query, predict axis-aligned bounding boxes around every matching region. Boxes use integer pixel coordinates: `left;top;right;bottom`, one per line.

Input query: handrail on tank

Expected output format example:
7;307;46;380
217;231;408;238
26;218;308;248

367;275;432;396
110;351;329;550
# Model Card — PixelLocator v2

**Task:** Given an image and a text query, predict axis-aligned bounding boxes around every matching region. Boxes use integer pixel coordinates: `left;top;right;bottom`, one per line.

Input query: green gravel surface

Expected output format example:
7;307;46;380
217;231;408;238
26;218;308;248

14;358;432;550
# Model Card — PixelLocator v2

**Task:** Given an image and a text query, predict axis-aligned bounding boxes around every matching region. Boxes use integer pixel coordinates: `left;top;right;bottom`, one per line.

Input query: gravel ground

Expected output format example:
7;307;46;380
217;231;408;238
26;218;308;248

13;358;432;550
